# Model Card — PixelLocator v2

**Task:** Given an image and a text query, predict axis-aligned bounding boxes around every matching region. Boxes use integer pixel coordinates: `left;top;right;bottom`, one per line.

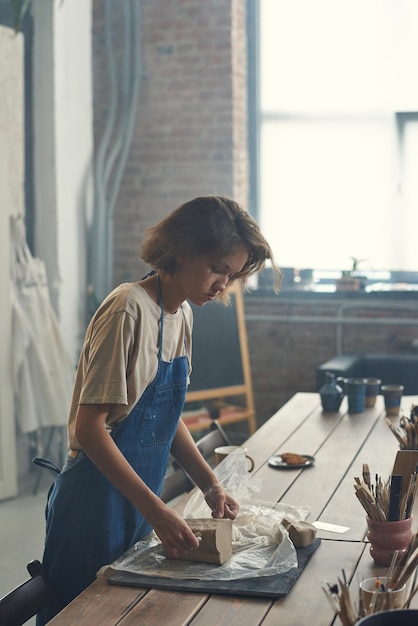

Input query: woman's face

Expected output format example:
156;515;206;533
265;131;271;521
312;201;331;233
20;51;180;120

175;247;249;306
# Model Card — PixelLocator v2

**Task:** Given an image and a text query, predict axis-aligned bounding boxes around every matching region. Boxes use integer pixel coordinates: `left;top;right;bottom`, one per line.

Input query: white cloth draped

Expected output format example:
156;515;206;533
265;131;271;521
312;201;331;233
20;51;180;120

10;216;75;433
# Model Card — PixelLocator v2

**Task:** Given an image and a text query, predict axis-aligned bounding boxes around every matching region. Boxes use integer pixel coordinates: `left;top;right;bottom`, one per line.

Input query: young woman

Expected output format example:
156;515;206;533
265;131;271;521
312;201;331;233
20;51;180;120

36;196;280;624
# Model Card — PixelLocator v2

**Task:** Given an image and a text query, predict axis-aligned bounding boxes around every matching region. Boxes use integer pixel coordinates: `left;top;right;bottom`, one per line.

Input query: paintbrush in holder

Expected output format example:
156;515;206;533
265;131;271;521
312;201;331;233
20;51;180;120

354;464;416;565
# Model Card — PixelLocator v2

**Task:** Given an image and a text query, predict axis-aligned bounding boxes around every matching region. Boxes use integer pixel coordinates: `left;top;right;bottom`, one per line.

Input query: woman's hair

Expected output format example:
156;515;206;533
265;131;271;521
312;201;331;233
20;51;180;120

141;196;281;298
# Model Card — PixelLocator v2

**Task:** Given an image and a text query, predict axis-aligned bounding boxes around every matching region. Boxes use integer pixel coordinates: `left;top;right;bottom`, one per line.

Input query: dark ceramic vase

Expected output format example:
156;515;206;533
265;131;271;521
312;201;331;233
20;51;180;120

319;372;344;412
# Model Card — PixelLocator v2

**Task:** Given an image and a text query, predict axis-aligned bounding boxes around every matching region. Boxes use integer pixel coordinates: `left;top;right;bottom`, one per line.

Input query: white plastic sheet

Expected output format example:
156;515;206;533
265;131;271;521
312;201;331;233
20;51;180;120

111;450;311;580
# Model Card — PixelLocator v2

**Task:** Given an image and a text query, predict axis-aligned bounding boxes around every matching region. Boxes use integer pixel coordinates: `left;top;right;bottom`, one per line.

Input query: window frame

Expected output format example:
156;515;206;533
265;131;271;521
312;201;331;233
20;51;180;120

249;2;418;289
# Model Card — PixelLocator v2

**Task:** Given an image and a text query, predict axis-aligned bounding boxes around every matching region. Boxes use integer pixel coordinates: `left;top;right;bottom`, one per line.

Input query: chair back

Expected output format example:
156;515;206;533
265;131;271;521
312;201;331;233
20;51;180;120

160;468;194;504
0;560;59;626
195;420;231;465
162;420;231;504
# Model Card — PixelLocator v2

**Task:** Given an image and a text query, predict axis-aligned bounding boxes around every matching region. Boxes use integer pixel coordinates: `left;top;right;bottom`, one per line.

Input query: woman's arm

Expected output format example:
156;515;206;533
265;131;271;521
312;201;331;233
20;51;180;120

75;403;200;557
170;419;239;519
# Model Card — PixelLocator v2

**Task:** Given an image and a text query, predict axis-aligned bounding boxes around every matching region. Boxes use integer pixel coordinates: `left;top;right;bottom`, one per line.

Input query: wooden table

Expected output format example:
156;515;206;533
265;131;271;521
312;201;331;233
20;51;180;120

49;392;418;625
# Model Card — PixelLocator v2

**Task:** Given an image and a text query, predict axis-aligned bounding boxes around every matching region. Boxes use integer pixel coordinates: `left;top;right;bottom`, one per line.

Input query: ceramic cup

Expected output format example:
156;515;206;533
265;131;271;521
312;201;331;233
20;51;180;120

344;377;367;413
381;384;404;417
359;576;406;612
366;516;412;566
214;445;254;472
364;378;382;408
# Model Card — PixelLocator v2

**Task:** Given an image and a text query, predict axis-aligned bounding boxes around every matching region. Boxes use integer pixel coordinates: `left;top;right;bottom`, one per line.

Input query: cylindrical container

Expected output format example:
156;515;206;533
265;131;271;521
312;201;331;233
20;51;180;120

345;377;367;413
359;576;406;612
366;516;413;566
381;384;404;417
364;377;382;408
356;610;418;626
319;372;344;412
214;445;254;472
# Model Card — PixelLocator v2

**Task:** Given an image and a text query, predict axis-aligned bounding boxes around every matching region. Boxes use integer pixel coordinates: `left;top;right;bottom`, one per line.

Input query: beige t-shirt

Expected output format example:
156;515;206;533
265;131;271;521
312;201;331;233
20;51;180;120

68;282;193;450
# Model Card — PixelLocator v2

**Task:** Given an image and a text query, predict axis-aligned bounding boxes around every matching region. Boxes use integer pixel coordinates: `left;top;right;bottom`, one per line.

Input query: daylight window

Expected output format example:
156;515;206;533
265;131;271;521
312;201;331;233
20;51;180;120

259;0;418;275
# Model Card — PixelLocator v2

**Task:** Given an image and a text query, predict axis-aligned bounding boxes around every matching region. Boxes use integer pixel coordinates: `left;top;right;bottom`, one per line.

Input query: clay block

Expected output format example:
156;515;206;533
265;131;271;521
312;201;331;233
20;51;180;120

282;517;317;548
169;518;233;565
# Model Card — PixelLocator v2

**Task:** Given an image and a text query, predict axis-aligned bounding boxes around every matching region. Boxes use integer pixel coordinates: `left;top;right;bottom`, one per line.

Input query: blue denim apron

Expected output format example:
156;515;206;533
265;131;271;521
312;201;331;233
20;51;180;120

37;280;188;624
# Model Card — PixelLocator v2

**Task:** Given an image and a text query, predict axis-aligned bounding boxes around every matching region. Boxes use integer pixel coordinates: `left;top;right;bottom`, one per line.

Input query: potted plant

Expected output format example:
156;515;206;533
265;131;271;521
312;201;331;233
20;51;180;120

336;257;367;291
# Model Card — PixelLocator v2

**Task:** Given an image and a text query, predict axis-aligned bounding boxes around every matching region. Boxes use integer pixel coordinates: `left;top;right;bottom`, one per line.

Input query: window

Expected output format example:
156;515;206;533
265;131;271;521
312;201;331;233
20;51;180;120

259;0;418;275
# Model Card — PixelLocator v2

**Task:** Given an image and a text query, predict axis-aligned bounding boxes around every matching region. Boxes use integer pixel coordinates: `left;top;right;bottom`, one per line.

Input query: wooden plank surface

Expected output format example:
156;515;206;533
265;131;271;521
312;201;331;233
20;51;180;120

245;392;323;471
254;417;344;500
252;398;384;538
47;394;418;625
276;404;382;522
117;588;208;625
262;540;366;626
189;594;271;626
47;569;148;625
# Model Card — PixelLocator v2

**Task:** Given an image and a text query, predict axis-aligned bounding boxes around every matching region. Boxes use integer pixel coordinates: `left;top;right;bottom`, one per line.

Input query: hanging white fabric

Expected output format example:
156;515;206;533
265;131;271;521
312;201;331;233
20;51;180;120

10;216;75;433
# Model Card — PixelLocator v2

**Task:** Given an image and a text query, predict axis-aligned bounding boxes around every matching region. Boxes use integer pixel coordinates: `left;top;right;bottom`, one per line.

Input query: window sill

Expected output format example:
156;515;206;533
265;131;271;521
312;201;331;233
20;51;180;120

247;285;418;301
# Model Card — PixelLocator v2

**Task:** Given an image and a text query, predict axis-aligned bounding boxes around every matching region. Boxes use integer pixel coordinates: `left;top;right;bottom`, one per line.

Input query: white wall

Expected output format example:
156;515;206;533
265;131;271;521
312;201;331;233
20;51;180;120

0;25;23;499
0;2;93;491
32;0;93;363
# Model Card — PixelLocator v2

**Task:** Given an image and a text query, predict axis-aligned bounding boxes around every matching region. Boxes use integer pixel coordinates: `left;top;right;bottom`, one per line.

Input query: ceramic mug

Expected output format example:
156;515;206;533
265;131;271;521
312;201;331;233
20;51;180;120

344;377;367;413
214;445;255;472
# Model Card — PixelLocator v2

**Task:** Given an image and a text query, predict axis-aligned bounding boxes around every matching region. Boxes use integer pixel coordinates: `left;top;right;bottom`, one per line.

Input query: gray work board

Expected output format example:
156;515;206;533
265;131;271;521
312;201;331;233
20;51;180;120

108;538;321;599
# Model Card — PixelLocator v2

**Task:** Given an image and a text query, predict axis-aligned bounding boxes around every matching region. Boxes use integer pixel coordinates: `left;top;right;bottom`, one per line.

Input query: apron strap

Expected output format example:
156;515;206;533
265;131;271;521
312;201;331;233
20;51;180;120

33;457;62;475
142;271;187;355
157;275;164;360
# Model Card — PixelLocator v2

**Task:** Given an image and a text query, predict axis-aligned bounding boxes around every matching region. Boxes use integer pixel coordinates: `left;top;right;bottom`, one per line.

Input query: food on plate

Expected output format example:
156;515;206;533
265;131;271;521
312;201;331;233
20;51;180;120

280;452;307;466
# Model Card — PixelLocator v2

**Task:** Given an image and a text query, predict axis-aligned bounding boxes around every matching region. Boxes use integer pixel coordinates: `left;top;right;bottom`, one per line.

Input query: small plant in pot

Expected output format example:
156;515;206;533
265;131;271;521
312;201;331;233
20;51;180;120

336;257;367;291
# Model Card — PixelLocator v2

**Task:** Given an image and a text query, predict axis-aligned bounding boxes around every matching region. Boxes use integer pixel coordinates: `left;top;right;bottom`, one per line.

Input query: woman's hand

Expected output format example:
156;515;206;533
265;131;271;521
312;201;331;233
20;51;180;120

170;421;240;521
150;506;201;558
204;484;239;520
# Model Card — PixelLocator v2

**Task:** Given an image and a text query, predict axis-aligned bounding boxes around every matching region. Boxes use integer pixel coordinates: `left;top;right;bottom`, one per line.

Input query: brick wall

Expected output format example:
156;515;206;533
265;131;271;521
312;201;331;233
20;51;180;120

245;293;418;426
91;3;418;435
92;0;248;286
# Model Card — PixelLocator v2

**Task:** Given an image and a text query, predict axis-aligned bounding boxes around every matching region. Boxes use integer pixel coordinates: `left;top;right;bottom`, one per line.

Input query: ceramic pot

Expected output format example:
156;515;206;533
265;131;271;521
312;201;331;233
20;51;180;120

366;516;413;566
319;372;344;412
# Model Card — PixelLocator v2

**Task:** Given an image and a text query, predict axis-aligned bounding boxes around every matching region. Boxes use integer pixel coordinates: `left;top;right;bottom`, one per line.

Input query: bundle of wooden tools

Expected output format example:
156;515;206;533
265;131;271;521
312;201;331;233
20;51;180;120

386;404;418;450
354;463;417;522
